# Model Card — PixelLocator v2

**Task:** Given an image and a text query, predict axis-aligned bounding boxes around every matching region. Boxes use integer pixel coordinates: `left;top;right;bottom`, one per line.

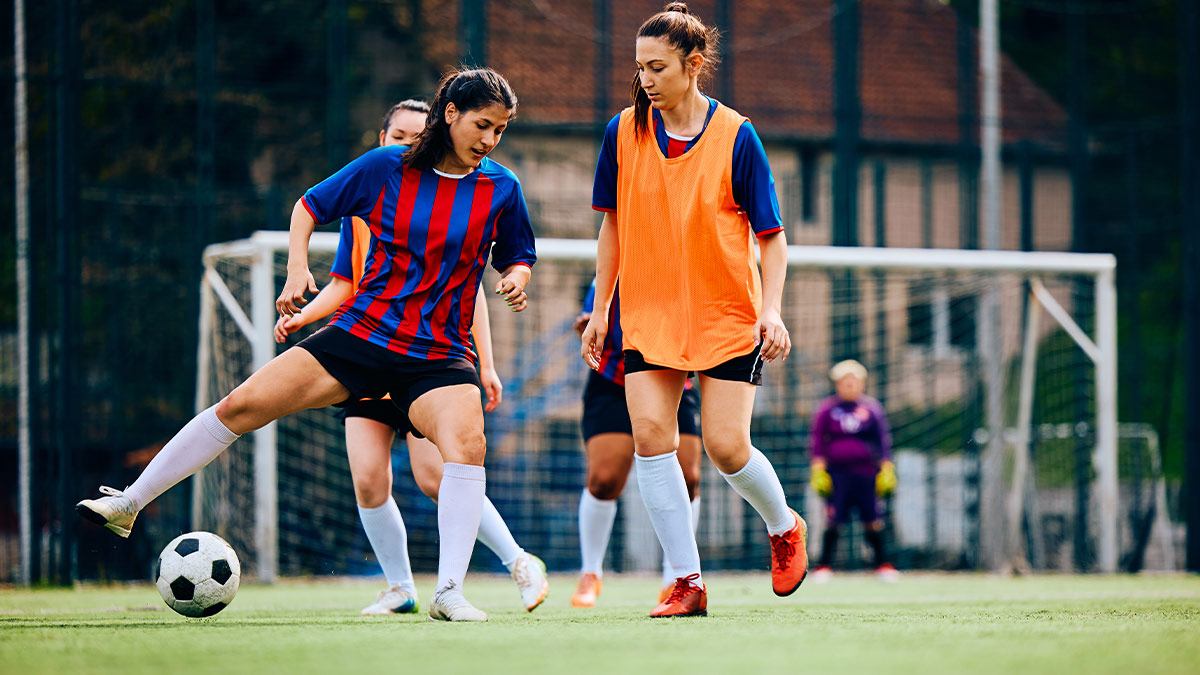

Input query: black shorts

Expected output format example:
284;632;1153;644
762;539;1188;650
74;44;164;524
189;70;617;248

297;325;480;418
334;399;413;437
623;344;764;386
581;370;702;441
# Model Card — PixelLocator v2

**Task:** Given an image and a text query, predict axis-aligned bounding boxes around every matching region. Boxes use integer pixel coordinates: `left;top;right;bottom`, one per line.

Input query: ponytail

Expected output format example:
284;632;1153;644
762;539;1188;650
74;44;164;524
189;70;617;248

632;2;721;140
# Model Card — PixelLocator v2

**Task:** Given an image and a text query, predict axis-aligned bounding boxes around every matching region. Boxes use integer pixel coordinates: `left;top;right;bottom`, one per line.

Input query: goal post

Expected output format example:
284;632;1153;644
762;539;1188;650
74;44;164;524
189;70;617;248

193;232;1125;580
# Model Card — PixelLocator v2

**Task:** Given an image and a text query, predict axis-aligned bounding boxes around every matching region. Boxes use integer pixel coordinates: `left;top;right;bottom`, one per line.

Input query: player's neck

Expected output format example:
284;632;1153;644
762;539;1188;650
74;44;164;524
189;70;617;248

657;89;708;138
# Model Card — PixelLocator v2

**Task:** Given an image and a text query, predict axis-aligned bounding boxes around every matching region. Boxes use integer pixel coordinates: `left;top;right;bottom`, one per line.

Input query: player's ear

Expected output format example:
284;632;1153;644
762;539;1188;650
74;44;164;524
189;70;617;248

444;102;460;125
686;52;704;78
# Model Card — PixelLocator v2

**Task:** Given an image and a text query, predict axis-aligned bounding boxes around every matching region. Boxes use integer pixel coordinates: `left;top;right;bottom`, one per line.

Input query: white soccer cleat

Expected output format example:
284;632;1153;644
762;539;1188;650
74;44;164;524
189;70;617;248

875;563;901;583
810;565;834;584
75;486;138;538
510;553;549;612
428;583;487;622
361;585;419;616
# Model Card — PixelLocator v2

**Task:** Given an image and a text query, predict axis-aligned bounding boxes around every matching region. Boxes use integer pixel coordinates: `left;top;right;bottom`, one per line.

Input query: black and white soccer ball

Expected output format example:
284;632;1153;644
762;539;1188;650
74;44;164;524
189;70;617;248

156;531;241;617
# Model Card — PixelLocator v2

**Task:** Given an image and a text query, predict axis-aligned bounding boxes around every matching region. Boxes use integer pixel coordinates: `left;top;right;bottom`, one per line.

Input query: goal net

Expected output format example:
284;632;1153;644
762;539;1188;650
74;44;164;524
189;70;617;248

193;231;1176;581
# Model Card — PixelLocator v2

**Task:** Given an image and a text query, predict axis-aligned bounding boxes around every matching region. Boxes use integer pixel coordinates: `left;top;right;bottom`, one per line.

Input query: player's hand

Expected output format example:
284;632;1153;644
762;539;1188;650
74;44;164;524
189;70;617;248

754;308;791;362
273;315;305;343
278;267;318;317
573;312;592;338
876;461;897;497
495;277;528;312
580;314;608;370
810;462;833;498
480;366;503;412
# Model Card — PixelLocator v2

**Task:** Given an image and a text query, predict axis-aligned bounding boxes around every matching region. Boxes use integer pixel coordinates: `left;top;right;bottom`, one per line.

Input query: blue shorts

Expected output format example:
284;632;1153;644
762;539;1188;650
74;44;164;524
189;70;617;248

581;370;701;442
825;469;881;526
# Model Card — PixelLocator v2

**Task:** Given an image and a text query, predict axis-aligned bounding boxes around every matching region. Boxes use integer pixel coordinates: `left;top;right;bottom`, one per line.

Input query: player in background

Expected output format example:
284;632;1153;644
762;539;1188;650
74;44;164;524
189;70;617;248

580;3;808;617
273;99;548;615
808;360;899;583
570;280;703;608
77;68;535;622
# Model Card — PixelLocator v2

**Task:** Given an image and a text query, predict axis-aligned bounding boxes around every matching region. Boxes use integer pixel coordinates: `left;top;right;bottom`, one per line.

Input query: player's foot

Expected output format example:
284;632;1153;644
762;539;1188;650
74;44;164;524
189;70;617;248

75;486;138;538
570;573;602;608
875;563;901;583
769;508;808;597
650;573;707;618
510;553;549;612
361;584;419;615
428;583;487;622
811;565;834;584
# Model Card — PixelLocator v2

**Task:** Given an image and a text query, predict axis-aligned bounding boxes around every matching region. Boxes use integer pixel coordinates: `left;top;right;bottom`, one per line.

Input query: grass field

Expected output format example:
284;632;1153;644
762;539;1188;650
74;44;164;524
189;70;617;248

2;572;1198;675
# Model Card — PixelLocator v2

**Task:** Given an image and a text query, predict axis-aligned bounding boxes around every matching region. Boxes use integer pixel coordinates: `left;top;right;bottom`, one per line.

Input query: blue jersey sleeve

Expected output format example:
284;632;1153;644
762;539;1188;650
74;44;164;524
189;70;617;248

582;280;596;315
731;122;784;237
591;114;622;213
490;177;537;271
302;146;405;225
329;217;356;282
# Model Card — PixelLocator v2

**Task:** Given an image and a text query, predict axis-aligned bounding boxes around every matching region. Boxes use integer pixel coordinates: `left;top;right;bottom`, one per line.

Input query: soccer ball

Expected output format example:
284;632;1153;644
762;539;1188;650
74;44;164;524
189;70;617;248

155;531;241;617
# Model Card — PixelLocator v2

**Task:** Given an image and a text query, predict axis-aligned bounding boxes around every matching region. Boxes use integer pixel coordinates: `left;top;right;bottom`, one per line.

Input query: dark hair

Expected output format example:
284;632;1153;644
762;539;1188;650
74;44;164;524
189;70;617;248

631;2;721;140
379;99;431;137
403;68;518;170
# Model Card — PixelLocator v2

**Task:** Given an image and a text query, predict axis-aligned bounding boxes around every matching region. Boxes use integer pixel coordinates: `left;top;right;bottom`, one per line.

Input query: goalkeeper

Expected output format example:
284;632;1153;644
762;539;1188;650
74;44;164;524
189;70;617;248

808;360;899;582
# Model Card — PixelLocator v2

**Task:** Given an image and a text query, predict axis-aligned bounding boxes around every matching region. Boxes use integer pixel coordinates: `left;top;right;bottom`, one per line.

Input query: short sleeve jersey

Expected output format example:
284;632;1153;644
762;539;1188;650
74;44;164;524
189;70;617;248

810;395;893;474
303;145;536;362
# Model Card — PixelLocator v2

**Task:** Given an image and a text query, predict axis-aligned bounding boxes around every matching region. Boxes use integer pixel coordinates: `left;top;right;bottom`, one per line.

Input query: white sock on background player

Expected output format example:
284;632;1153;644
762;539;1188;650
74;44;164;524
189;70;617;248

476;496;524;569
662;496;701;586
357;496;417;593
123;405;240;511
636;451;702;586
720;447;795;535
579;489;618;576
436;463;486;592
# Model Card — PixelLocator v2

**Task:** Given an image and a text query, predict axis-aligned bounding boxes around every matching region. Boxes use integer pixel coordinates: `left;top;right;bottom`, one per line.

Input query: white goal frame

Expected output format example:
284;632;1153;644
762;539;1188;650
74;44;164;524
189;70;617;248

194;231;1118;580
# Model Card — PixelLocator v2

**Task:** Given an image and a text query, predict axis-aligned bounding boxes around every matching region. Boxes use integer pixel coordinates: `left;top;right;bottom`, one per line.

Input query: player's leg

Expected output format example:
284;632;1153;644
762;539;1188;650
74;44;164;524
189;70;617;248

814;470;851;583
572;432;634;607
344;408;419;615
626;362;705;617
77;346;349;537
857;472;899;581
661;386;703;596
698;371;807;597
408;432;548;611
408;383;489;622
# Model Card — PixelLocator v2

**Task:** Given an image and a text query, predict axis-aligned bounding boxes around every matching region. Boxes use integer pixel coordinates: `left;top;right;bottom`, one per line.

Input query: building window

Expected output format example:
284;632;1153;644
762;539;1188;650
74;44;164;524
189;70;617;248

907;281;977;355
799;146;817;223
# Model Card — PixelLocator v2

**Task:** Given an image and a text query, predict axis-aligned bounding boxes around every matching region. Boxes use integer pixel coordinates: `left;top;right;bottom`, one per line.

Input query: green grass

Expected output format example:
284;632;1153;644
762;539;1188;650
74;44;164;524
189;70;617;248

2;573;1198;675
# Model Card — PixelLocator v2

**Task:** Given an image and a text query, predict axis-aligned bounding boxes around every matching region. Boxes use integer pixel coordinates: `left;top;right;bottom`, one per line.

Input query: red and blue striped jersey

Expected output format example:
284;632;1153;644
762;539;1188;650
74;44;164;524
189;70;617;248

302;145;536;362
582;281;625;385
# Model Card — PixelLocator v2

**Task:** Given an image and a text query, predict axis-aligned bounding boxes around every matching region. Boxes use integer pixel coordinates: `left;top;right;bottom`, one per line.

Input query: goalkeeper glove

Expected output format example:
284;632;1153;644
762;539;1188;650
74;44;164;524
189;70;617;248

810;464;833;498
876;461;897;497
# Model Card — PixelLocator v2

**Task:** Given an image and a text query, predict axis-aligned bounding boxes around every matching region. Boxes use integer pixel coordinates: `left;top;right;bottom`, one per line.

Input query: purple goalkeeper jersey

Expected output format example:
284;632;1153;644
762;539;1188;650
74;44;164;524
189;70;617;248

810;395;892;474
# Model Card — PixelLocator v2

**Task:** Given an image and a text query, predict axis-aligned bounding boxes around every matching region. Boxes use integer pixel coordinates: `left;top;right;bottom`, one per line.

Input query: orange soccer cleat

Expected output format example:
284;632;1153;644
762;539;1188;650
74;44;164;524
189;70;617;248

769;508;809;597
650;573;707;618
570;573;603;608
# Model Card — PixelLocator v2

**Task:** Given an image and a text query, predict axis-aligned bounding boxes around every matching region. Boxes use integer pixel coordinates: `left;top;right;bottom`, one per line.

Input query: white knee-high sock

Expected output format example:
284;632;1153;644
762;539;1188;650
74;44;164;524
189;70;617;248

662;496;701;585
636;452;701;585
721;447;795;535
476;496;524;569
123;405;240;510
358;496;416;592
579;489;618;576
436;463;486;592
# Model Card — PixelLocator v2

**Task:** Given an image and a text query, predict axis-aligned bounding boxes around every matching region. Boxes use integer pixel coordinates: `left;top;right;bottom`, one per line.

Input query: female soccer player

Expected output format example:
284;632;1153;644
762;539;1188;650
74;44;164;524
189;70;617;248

78;68;535;622
570;280;703;608
808;360;899;583
580;3;807;617
273;99;548;615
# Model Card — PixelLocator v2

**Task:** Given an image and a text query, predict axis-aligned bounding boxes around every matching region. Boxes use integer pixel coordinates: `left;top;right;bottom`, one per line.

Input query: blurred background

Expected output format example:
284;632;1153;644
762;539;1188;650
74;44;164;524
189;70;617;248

1;0;1196;584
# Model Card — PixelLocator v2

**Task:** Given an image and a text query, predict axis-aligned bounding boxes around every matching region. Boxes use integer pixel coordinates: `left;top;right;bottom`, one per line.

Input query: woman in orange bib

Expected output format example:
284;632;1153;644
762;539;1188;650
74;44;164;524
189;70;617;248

581;2;808;617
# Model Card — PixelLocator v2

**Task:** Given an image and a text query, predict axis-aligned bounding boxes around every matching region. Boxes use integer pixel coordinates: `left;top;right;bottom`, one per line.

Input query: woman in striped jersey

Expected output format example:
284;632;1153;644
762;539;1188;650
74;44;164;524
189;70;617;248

78;68;535;622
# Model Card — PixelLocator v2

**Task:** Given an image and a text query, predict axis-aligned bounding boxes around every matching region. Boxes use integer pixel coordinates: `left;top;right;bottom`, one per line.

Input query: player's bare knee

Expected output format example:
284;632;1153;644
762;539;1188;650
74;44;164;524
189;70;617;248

587;471;625;500
414;469;441;501
352;473;391;509
215;389;258;434
443;428;486;465
631;418;676;455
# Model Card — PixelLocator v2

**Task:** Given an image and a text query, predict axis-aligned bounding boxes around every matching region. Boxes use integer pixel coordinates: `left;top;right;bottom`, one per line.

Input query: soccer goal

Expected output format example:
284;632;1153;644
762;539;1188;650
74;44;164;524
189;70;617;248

195;231;1168;582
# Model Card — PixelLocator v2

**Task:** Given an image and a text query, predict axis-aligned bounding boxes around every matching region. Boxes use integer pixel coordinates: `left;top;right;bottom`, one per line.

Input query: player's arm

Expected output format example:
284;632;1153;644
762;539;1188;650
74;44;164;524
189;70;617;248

273;277;355;343
581;213;618;369
756;230;791;362
470;297;503;412
495;263;531;312
278;199;321;317
874;401;897;496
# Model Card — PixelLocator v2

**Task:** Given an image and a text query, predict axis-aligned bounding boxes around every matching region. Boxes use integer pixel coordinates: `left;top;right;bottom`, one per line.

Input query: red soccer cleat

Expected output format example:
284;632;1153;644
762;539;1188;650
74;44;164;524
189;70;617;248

650;573;707;618
770;508;809;597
